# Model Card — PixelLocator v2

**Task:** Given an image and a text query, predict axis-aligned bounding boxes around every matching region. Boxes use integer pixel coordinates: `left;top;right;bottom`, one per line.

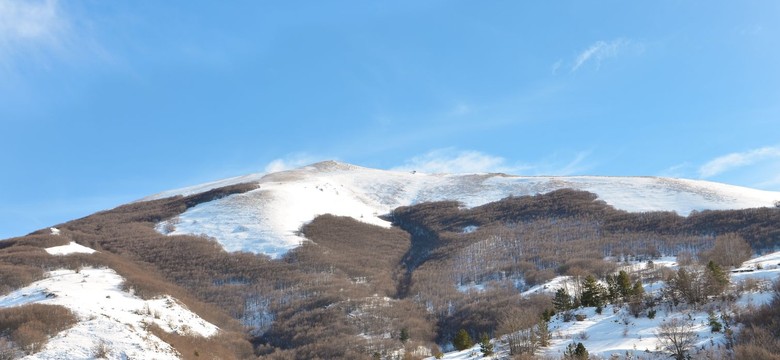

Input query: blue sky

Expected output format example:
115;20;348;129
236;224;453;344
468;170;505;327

2;1;780;239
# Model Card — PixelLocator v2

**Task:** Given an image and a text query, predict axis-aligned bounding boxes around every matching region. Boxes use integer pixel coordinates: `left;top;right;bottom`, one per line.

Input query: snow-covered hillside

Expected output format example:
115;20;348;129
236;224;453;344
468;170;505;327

0;244;219;360
151;161;780;258
428;251;780;360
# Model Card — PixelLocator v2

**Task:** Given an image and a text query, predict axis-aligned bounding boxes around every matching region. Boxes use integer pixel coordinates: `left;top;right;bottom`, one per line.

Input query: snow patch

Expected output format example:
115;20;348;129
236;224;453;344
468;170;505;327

50;227;60;236
0;267;219;359
45;242;96;256
461;225;479;234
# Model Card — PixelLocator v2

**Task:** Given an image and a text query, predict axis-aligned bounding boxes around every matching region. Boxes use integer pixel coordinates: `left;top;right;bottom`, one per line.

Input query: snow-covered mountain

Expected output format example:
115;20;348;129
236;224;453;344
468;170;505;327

150;161;780;258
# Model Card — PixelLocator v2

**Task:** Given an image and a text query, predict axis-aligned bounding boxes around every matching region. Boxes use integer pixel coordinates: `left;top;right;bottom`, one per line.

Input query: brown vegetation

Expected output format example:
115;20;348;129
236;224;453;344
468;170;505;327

0;304;77;355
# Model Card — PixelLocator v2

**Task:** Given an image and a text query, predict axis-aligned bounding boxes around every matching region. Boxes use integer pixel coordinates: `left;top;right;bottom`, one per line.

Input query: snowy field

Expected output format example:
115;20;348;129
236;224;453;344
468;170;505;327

151;161;780;258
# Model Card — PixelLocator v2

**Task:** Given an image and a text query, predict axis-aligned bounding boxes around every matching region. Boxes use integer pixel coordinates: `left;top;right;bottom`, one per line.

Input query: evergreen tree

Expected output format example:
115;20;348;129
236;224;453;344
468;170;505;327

581;275;606;307
537;319;550;347
708;311;723;333
479;333;494;357
399;327;410;343
706;260;729;296
574;342;589;359
564;342;589;359
617;270;632;300
541;308;555;322
453;329;473;351
606;275;620;303
631;280;645;298
553;288;573;311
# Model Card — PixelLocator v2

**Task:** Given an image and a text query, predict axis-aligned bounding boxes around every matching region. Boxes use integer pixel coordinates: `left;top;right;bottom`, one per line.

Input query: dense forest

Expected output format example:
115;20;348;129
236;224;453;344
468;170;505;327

1;186;779;359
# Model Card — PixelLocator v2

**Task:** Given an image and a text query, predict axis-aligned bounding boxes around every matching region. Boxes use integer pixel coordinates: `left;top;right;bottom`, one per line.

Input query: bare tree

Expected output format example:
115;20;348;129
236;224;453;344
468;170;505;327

498;308;539;355
655;317;697;360
0;338;19;360
700;233;753;268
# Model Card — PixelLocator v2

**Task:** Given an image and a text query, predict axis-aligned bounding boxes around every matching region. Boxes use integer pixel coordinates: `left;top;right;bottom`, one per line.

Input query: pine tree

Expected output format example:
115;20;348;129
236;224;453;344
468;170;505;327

631;280;645;298
617;270;632;300
453;329;473;351
537;319;550;347
574;342;589;359
606;275;620;303
399;327;410;343
564;342;589;359
553;288;573;311
706;260;729;296
479;333;494;357
581;275;606;307
708;311;722;333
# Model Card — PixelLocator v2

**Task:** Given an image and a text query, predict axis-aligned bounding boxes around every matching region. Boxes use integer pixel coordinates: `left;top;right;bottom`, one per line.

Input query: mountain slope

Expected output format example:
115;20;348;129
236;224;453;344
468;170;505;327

152;161;780;258
2;162;780;359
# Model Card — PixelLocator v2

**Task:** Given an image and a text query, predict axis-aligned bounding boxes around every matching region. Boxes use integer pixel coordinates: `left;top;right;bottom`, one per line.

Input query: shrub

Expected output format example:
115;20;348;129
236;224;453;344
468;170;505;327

648;309;656;319
92;340;110;358
0;304;77;355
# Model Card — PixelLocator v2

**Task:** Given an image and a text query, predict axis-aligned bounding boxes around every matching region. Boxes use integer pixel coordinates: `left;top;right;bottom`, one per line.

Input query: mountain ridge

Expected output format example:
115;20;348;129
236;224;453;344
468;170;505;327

148;161;780;258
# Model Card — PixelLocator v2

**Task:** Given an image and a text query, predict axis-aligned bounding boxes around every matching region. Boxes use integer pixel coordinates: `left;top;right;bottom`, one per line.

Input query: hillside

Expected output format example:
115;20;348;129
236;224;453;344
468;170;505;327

1;162;780;359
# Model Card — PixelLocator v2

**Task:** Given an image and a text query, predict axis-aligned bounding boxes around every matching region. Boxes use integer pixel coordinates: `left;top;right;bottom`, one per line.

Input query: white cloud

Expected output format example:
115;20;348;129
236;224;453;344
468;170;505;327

0;0;68;61
658;162;692;178
553;150;593;176
393;148;594;176
264;153;327;173
571;38;629;72
699;146;780;178
551;59;563;75
393;149;522;174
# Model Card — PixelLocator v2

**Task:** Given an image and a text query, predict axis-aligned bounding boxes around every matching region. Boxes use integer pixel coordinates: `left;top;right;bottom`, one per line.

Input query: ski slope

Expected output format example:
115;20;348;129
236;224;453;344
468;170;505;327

151;161;780;258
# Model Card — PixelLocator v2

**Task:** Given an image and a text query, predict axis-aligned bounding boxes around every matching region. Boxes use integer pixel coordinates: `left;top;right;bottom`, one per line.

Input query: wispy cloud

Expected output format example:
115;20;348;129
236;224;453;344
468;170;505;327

699;146;780;178
393;148;594;176
264;153;329;173
393;149;522;174
658;162;692;178
551;59;563;75
0;0;68;64
571;38;630;72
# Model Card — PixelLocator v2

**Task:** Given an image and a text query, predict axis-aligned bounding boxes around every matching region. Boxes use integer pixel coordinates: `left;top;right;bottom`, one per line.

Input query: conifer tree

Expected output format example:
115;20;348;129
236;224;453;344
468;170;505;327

399;328;410;343
564;342;589;359
553;288;573;311
453;329;473;351
537;319;550;347
617;270;632;300
479;333;494;357
574;342;589;359
632;280;645;298
708;311;722;333
706;260;729;296
581;275;606;307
